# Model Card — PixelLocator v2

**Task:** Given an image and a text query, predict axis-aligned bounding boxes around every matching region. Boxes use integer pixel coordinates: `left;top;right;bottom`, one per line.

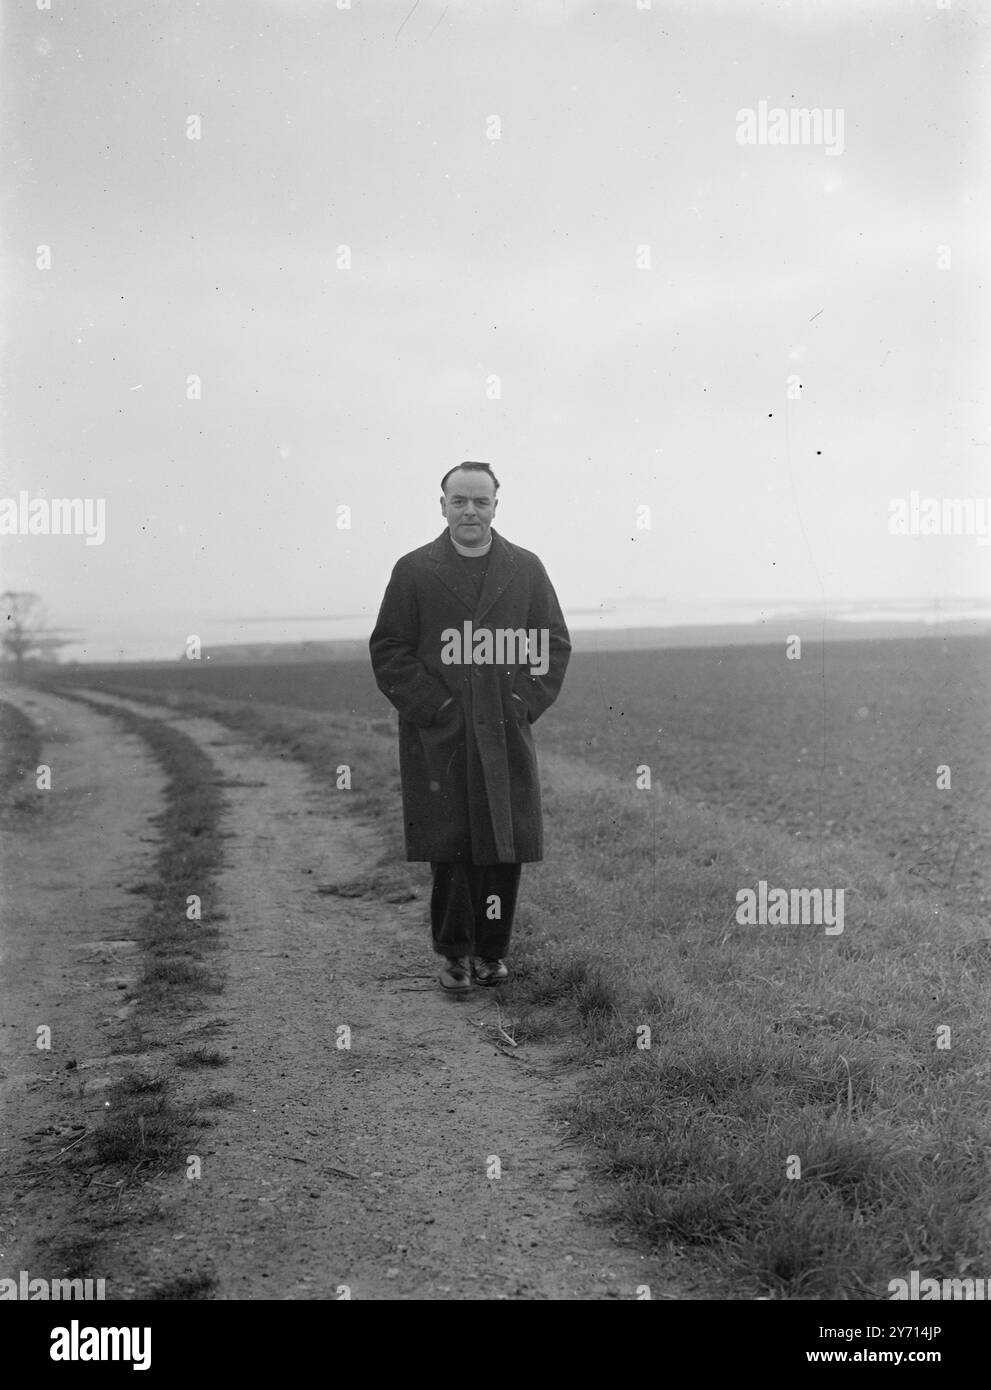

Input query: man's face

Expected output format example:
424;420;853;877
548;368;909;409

440;470;498;547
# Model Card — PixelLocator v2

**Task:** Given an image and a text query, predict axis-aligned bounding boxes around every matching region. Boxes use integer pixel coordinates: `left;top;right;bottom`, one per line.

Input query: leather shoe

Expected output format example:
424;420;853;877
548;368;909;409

472;957;509;987
439;956;473;994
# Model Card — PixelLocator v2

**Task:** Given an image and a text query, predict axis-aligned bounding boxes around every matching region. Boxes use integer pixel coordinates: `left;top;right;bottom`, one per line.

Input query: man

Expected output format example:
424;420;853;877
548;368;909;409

369;463;571;995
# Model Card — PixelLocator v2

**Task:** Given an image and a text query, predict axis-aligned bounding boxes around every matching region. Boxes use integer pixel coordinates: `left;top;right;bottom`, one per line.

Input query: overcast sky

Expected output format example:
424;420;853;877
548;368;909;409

2;0;989;659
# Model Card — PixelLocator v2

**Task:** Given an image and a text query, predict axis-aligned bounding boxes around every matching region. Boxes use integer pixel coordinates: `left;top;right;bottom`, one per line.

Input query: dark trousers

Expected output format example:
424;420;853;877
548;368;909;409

429;861;523;960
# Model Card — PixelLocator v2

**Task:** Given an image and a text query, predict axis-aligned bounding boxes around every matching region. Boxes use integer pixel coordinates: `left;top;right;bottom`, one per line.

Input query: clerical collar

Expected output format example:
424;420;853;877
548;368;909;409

449;533;493;558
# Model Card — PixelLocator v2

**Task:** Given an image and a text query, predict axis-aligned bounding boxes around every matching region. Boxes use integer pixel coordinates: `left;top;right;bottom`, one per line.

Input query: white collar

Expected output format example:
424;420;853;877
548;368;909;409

449;533;493;558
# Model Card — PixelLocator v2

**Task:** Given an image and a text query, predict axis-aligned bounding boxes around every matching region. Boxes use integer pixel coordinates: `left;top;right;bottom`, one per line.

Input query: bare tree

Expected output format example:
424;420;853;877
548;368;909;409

1;591;72;672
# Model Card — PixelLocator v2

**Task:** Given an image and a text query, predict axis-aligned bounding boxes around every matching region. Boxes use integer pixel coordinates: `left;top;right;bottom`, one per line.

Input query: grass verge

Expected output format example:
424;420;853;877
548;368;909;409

38;688;228;1290
0;695;42;812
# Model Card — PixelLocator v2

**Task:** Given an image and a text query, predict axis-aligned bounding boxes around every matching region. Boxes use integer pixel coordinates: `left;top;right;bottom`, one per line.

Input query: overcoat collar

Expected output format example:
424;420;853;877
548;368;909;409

426;529;519;622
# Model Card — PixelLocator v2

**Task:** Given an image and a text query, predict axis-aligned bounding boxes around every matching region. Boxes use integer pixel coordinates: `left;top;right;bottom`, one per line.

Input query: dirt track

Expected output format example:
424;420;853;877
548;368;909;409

1;687;690;1300
0;689;166;1283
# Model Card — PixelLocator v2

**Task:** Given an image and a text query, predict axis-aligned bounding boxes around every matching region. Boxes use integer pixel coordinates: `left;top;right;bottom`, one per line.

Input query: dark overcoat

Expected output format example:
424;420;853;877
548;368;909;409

369;529;571;864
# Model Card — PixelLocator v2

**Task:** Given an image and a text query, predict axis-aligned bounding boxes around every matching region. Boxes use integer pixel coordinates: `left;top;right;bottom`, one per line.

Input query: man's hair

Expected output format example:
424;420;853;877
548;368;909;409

440;461;500;495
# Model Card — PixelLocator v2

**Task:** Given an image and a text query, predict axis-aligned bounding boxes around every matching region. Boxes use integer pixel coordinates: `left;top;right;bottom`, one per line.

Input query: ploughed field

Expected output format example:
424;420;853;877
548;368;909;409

56;634;991;915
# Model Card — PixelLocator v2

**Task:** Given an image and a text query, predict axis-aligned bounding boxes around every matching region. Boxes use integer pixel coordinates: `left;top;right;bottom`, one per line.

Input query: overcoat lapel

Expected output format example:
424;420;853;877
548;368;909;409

475;531;518;623
425;532;474;613
425;529;519;620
